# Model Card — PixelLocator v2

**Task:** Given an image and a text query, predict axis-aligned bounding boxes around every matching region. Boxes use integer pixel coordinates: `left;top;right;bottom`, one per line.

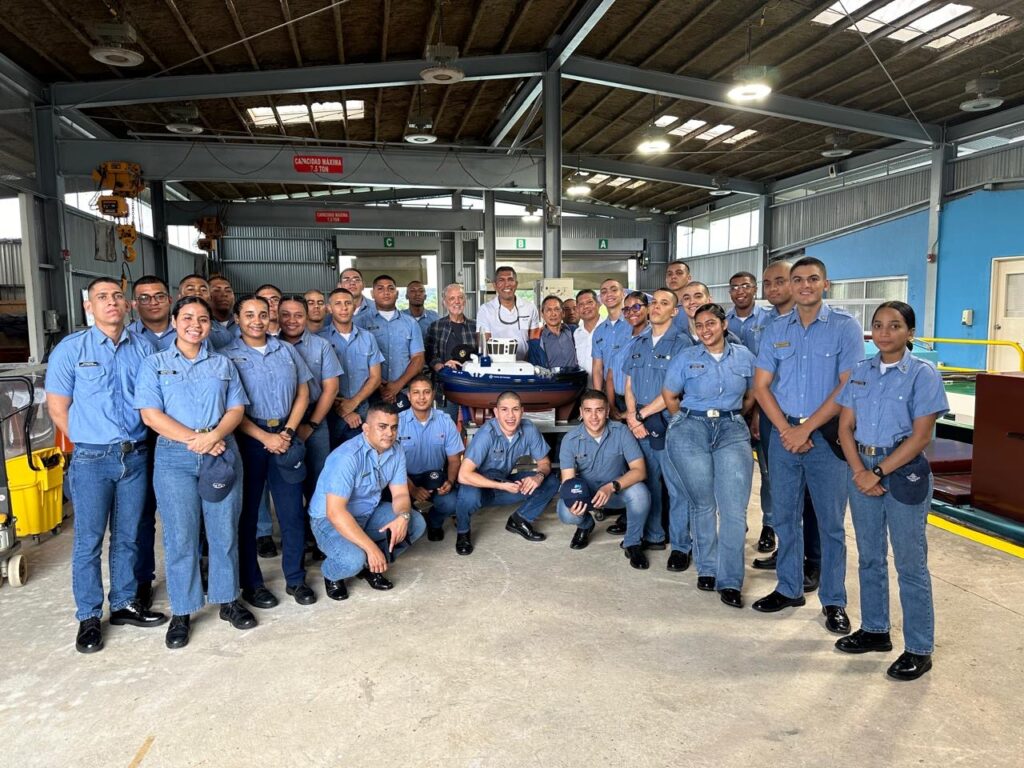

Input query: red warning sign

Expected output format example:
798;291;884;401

314;210;351;224
292;155;344;174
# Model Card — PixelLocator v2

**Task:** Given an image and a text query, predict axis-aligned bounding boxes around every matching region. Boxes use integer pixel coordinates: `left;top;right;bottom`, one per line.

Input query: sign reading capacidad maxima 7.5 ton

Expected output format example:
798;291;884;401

293;155;344;174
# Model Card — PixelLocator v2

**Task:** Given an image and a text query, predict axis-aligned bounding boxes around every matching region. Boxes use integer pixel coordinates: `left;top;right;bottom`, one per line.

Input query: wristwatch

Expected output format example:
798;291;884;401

282;426;296;438
306;420;320;430
611;480;622;493
398;511;411;521
872;466;885;479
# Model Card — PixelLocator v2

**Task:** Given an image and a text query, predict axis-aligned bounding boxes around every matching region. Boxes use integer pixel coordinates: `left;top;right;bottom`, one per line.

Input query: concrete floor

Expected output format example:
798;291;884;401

2;478;1023;768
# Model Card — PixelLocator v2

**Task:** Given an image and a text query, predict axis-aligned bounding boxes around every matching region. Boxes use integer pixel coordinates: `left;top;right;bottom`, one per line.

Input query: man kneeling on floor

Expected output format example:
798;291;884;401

308;403;427;599
455;391;559;555
557;389;651;567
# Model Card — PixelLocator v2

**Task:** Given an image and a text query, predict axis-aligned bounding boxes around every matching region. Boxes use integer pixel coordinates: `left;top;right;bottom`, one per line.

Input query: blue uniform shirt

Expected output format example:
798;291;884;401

134;342;249;430
464;418;549;481
317;323;385;400
664;342;756;412
755;303;864;419
286;330;344;403
625;324;693;406
354;305;425;384
726;308;757;345
411;309;439;337
591;316;632;382
739;306;781;356
127;318;176;351
607;328;650;395
208;320;240;351
397;408;464;474
308;433;407;520
836;348;948;447
45;326;155;444
538;325;578;368
559;421;642;489
221;335;313;421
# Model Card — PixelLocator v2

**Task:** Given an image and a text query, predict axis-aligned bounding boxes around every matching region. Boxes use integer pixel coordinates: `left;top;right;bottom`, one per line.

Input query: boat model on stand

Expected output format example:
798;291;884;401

437;337;587;426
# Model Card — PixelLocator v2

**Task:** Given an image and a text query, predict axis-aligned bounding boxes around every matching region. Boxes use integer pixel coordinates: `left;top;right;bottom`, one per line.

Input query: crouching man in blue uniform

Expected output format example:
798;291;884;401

557;389;650;563
455;391;559;556
308;403;426;600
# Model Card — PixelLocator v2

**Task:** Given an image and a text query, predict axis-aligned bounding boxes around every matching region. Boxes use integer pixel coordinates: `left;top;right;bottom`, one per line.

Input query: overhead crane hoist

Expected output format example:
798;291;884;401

194;215;224;253
90;161;144;264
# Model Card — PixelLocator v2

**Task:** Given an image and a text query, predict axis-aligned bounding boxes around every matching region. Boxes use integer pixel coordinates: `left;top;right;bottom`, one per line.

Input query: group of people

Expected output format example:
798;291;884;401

46;255;947;681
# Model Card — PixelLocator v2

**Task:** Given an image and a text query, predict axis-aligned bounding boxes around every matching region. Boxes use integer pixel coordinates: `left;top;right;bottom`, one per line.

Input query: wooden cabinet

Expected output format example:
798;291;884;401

973;372;1024;523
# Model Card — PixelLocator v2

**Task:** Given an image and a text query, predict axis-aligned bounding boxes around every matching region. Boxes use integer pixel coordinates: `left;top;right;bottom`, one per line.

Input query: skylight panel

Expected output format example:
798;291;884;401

911;3;972;31
607;177;631;187
850;0;931;33
812;0;873;25
695;124;734;140
626;180;647;189
585;174;610;184
247;100;364;127
655;115;679;128
668;119;707;138
723;129;759;144
925;12;1010;47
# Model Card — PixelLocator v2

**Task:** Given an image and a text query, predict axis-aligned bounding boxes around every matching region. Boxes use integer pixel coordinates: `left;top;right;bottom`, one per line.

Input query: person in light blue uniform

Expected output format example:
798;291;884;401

663;303;756;608
835;301;948;682
222;295;315;609
557;389;650;561
624;288;693;567
319;287;384;448
136;296;257;649
354;274;425;407
398;374;464;540
309;403;426;600
45;277;167;654
455;391;559;556
724;271;760;344
591;279;632;414
752;256;864;636
405;280;439;338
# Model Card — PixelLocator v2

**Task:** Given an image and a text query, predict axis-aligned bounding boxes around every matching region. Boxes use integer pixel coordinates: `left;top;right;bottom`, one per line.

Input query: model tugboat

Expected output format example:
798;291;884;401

438;338;587;425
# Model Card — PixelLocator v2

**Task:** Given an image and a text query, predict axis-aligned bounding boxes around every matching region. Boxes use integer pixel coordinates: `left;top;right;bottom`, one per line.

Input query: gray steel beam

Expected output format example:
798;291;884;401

57;138;544;191
51;52;546;109
166;200;484;231
562;56;941;145
947;103;1024;142
489;79;543;147
580;157;766;196
0;51;45;102
493;190;667;221
543;69;561;278
482;191;496;290
149;181;169;283
924;141;952;338
17;193;46;362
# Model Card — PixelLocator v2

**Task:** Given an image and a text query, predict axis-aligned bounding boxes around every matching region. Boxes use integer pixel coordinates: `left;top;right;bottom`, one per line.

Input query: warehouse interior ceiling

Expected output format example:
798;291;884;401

4;0;1024;215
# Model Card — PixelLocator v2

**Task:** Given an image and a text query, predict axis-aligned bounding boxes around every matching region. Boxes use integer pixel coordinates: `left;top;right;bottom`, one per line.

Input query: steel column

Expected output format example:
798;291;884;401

924;141;952;338
17;193;45;362
482;191;496;291
542;69;562;279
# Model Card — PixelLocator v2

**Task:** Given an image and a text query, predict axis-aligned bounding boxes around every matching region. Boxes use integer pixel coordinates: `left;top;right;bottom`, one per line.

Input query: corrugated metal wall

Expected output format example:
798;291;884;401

220;229;336;293
684;247;761;303
949;144;1024;194
0;239;23;285
770;169;929;252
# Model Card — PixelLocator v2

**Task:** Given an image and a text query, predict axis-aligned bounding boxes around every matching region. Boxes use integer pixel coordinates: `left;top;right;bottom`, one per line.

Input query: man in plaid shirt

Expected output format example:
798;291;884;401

427;283;477;421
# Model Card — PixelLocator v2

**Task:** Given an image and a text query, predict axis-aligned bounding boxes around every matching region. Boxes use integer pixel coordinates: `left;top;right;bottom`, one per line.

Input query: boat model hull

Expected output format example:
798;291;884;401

438;366;588;425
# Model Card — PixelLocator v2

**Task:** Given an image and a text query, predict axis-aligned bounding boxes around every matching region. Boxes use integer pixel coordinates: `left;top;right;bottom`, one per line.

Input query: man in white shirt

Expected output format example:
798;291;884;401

573;288;603;376
475;265;540;361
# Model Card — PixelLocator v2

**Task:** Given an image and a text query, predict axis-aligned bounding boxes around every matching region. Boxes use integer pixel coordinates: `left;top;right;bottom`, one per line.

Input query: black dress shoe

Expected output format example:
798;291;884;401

642;539;667;551
752;550;777;570
822;605;852;635
165;615;191;649
624;544;649;570
136;581;154;611
804;566;821;593
257;536;278;558
75;618;103;654
109;600;168;627
570;527;591;550
697;576;717;591
324;578;349;601
358;567;394;591
241;586;279;609
719;589;743;608
606;514;627;535
427;526;445;542
505;513;546;542
751;590;806;613
456;531;474;556
286;582;317;605
219;600;257;629
887;651;933;681
835;629;893;654
666;550;691;572
756;526;776;553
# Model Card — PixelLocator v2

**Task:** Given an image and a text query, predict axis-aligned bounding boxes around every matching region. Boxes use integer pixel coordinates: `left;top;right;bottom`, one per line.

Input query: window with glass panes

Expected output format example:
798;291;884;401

827;276;908;331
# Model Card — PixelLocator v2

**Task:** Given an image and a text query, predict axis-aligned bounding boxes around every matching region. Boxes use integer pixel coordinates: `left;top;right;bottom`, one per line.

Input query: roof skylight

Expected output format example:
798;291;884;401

654;115;679;127
695;124;734;140
626;180;647;189
607;177;632;187
668;119;707;138
723;128;759;144
247;100;365;127
585;174;610;184
926;12;1010;47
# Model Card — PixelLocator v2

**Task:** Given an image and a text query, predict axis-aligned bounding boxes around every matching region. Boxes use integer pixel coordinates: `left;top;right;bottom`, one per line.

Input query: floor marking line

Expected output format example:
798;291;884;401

127;735;155;768
928;514;1024;559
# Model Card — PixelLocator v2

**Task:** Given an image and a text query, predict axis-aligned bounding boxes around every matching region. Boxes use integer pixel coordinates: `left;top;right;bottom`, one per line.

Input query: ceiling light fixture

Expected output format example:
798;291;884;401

165;105;203;135
405;86;438;143
421;2;464;84
821;131;852;158
960;75;1004;112
637;95;672;154
522;206;541;223
709;177;732;196
89;22;145;67
727;25;773;102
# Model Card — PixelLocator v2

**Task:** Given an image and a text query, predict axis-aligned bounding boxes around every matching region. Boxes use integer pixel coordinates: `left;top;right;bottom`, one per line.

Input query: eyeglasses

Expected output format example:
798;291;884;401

729;283;755;292
623;303;646;314
136;292;169;305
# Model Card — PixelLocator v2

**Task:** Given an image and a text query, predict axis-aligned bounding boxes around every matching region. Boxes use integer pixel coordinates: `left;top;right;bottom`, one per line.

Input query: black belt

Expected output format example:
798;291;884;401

857;440;904;457
76;440;146;454
682;408;742;419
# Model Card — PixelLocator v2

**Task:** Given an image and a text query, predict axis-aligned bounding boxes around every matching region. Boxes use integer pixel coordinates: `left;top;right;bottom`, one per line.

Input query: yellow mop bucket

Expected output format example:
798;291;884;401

6;447;65;537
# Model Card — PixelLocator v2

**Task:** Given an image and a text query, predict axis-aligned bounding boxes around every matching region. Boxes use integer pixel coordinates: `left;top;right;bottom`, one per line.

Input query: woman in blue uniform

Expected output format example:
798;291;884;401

136;296;256;649
835;301;948;681
221;295;314;609
663;303;756;609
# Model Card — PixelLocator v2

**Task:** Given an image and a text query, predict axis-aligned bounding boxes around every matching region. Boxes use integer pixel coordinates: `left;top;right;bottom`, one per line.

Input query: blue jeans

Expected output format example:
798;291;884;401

755;410;773;528
849;454;935;655
302;421;331;504
311;503;426;581
557;482;650;540
668;414;752;591
454;473;559;534
153;437;243;615
256;486;273;538
642;440;688;551
237;432;307;589
134;430;158;586
425;487;459;528
67;443;148;621
768;427;850;605
759;417;820;563
327;402;369;450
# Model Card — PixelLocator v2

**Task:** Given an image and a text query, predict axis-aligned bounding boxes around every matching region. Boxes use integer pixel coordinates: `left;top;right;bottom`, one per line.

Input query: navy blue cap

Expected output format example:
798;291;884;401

410;469;446;492
394;392;412;412
274;438;307;484
559;477;595;513
644;412;668;450
198;448;237;503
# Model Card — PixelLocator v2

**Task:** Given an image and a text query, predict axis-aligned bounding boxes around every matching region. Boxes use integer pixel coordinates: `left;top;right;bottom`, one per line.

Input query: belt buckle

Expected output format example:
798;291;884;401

195;427;213;434
799;417;808;424
707;409;720;418
119;441;133;454
266;418;281;428
866;445;880;456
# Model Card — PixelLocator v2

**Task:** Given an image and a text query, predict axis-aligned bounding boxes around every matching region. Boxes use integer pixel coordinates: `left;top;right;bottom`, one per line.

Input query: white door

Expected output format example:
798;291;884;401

988;257;1024;372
